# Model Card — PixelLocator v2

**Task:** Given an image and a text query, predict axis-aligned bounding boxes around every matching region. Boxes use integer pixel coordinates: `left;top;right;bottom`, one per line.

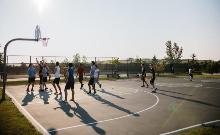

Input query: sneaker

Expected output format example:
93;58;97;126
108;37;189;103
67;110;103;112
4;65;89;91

146;84;149;88
151;90;156;93
94;91;96;95
141;85;145;87
87;91;91;94
70;99;75;102
63;100;67;103
99;84;102;88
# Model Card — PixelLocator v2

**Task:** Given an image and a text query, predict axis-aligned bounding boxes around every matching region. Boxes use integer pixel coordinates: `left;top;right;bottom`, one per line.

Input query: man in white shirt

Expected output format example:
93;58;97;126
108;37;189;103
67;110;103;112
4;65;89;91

94;64;102;89
52;62;62;94
189;68;193;81
88;61;96;94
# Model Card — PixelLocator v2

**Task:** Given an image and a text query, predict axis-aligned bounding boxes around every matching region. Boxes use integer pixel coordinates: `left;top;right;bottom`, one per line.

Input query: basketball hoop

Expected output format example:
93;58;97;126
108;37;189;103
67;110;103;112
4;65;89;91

35;25;49;47
40;38;50;47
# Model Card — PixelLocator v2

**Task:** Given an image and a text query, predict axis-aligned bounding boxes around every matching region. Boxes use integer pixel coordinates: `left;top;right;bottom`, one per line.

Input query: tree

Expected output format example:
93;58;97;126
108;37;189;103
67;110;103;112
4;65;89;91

112;58;120;69
0;53;3;64
72;53;80;65
0;45;4;65
135;56;142;64
205;60;219;74
156;60;166;76
191;53;196;62
152;55;158;66
165;41;183;73
189;53;200;71
152;55;165;76
82;55;87;64
60;58;69;79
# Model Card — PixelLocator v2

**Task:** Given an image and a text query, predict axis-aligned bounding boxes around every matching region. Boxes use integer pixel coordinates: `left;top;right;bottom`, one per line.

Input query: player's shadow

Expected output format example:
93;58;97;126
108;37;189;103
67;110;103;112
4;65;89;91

73;101;106;135
39;90;52;104
97;89;125;99
82;88;139;117
156;89;192;96
53;94;74;117
157;92;220;108
22;91;35;106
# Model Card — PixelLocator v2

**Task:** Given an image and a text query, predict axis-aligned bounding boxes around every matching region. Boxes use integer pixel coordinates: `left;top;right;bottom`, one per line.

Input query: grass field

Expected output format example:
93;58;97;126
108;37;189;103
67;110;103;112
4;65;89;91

180;123;220;135
0;90;42;135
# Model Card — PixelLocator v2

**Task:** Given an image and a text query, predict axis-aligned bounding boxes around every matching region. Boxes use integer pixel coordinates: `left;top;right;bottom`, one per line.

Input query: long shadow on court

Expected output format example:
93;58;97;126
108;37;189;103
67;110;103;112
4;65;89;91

39;90;52;104
22;91;36;106
156;88;192;96
97;89;125;99
157;92;220;108
73;101;106;135
82;88;139;117
53;94;74;117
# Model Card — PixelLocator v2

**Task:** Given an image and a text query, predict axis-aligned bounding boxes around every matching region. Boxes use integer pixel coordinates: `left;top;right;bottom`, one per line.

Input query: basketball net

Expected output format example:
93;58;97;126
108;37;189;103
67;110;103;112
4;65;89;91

40;38;49;47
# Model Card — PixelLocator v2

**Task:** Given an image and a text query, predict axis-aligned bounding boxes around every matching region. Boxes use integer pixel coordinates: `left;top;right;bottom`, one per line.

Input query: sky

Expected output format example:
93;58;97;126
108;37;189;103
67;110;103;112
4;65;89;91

0;0;220;62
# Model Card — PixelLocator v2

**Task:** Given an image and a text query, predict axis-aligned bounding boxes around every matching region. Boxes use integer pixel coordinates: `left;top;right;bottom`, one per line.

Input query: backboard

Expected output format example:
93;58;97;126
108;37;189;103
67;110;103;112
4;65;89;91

35;25;41;40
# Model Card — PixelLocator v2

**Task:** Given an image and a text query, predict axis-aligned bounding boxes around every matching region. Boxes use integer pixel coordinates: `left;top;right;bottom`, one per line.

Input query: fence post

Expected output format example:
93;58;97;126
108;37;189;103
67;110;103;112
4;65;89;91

30;56;32;63
111;57;114;76
127;59;129;78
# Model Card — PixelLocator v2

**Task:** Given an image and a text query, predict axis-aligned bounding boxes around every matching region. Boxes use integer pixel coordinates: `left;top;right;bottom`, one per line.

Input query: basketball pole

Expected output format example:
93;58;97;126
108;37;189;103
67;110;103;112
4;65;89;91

1;38;38;101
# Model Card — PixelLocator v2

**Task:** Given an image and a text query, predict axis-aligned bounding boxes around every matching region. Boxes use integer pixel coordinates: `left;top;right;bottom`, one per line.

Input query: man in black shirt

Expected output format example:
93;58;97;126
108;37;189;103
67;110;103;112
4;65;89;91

149;64;157;93
141;63;149;87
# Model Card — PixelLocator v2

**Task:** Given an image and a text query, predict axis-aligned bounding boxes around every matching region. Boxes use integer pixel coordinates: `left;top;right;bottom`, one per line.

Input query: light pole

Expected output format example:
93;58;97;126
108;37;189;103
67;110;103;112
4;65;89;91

1;38;38;100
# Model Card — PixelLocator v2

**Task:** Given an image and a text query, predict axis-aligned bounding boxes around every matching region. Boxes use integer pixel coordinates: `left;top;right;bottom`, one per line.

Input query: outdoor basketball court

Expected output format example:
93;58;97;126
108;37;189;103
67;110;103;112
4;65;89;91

6;77;220;135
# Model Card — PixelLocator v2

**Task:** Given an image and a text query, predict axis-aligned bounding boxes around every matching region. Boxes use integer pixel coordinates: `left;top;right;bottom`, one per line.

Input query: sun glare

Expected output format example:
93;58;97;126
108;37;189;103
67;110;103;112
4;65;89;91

34;0;49;14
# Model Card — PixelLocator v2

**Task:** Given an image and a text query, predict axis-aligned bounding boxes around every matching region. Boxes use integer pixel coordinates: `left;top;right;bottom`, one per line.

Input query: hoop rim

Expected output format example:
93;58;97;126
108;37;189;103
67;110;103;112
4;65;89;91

39;37;50;41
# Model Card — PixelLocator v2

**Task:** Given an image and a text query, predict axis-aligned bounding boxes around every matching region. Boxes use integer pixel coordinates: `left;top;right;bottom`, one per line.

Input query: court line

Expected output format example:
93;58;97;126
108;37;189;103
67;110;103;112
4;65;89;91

204;87;220;90
6;90;49;135
160;119;220;135
48;90;159;133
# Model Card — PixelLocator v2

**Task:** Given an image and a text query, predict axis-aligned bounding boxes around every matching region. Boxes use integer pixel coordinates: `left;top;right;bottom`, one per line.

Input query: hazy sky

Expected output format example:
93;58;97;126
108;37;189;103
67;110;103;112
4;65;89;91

0;0;220;61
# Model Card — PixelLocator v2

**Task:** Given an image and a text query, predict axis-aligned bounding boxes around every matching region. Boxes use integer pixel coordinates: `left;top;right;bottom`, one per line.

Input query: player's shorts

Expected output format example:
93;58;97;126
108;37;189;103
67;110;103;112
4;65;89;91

43;77;47;82
53;78;60;84
150;77;155;84
78;75;83;82
28;77;35;83
88;77;94;85
65;79;74;89
94;78;99;84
